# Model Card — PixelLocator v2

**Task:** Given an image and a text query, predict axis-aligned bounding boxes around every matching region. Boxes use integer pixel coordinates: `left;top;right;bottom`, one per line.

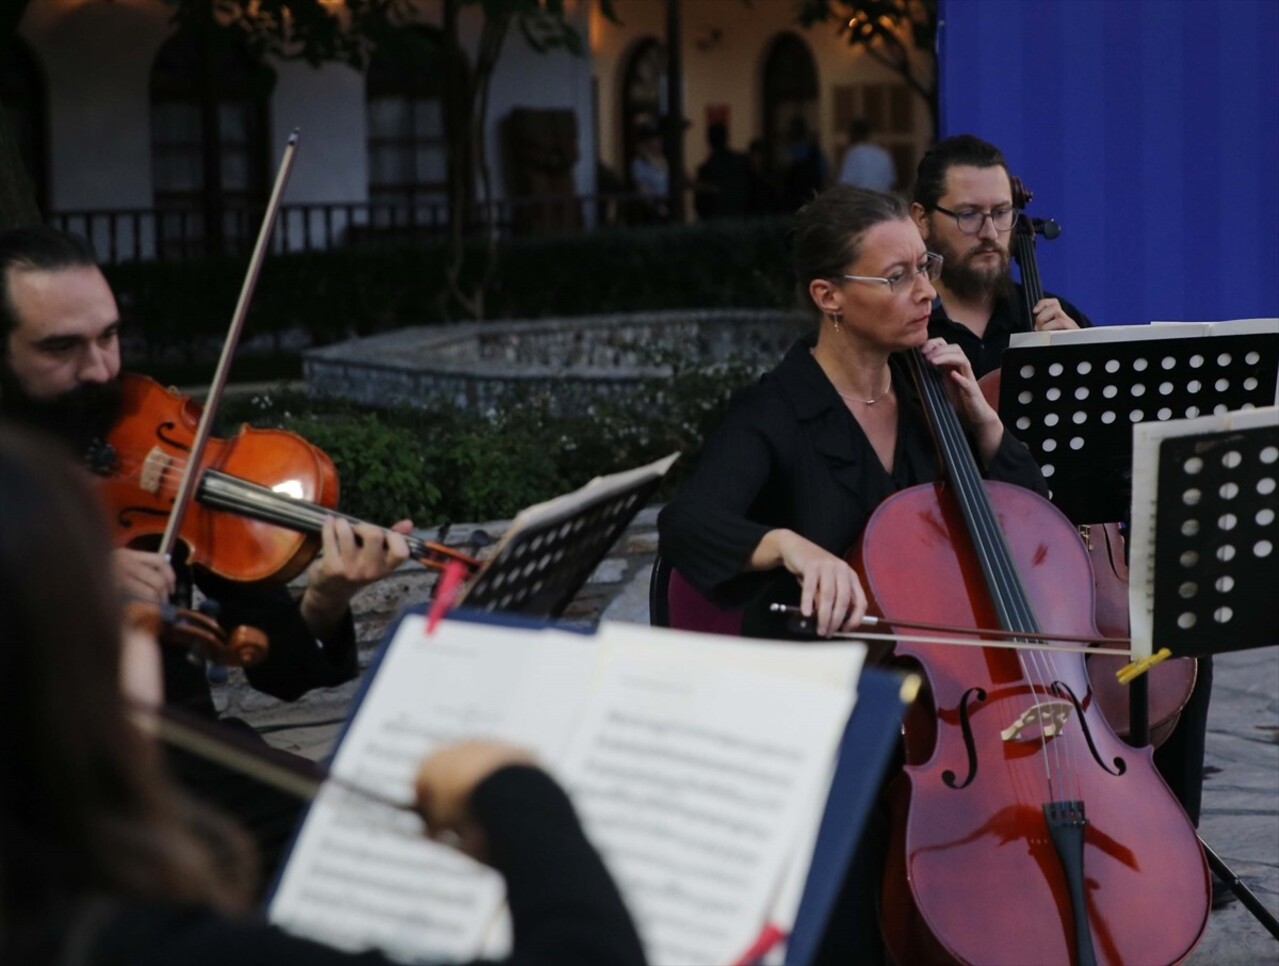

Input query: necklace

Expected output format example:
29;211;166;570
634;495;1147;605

835;373;893;406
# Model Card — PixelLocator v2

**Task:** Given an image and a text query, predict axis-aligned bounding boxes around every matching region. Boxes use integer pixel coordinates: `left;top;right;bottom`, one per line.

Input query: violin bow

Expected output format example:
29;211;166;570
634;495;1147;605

156;130;301;563
143;702;420;817
769;604;1133;657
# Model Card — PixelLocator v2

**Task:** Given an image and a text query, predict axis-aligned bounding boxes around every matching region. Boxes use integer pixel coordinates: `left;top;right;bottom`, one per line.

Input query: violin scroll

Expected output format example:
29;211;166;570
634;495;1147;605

124;599;269;668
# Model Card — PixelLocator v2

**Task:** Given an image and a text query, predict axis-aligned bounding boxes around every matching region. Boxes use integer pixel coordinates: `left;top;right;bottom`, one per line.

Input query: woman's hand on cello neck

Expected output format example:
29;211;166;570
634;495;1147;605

750;529;868;637
920;337;1006;466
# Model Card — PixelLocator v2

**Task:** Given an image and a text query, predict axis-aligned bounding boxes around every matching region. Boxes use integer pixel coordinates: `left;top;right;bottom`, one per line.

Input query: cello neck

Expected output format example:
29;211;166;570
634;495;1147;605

196;468;439;562
906;348;1039;635
1013;224;1045;316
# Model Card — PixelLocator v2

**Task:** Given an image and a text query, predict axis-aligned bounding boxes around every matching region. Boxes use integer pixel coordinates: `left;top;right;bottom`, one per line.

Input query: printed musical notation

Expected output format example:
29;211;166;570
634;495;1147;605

268;617;864;965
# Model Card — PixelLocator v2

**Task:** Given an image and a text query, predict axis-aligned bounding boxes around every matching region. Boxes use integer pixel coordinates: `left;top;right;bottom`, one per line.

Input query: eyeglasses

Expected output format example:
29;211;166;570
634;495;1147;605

842;252;943;294
932;204;1018;235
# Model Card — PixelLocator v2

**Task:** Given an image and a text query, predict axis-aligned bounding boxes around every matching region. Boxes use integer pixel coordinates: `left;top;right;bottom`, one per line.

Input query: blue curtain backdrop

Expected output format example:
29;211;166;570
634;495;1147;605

937;0;1278;326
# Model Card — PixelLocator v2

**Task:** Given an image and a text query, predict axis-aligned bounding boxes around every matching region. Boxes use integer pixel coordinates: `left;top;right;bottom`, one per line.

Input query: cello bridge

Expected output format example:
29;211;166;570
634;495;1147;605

1001;700;1073;743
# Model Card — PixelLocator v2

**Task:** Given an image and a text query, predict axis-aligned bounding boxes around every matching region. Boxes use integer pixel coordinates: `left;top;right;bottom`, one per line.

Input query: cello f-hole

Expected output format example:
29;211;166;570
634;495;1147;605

941;686;987;790
1052;680;1127;776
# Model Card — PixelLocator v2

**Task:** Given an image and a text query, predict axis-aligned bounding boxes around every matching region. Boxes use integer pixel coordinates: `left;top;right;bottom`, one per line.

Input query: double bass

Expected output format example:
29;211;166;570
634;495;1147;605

858;347;1209;964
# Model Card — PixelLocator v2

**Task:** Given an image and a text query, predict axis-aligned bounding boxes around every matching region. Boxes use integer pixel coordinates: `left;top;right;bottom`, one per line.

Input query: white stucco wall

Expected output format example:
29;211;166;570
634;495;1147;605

17;0;927;238
20;0;170;212
591;0;933;181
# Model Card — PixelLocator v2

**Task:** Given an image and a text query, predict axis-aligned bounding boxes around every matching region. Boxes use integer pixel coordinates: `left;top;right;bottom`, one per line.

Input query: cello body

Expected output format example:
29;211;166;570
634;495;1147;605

978;369;1197;744
854;479;1209;965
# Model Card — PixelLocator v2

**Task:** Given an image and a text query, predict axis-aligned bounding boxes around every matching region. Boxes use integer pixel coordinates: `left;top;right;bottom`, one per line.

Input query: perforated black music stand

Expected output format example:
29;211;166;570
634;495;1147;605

1145;422;1278;658
457;454;677;619
997;327;1278;524
1129;410;1279;938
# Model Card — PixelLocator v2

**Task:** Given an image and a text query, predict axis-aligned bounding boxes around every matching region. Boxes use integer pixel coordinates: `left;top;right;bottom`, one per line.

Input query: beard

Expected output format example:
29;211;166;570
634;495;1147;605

0;358;124;461
931;233;1017;304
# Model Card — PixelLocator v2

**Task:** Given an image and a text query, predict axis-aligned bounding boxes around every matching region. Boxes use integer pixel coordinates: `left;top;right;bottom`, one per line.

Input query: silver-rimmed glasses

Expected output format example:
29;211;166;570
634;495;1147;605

842;251;943;294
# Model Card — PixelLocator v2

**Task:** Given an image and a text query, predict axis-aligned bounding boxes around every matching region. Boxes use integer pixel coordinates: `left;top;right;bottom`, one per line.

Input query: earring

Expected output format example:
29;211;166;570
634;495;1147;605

831;311;842;332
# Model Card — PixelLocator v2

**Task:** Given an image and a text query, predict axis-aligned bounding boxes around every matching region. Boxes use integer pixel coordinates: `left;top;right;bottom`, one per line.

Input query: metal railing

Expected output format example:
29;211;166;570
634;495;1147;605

50;193;674;264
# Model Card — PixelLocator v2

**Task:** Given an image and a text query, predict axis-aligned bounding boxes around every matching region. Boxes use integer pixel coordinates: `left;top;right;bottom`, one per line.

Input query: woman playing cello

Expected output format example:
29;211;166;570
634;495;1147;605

658;186;1211;963
658;186;1048;639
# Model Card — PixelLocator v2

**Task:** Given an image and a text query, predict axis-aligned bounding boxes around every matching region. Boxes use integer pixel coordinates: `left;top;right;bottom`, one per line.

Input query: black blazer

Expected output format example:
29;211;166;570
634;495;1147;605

658;337;1049;628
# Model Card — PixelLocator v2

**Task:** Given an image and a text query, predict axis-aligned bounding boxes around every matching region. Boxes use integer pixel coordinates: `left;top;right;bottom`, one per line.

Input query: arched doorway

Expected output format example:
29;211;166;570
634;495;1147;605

150;29;270;257
761;32;819;171
1;38;48;214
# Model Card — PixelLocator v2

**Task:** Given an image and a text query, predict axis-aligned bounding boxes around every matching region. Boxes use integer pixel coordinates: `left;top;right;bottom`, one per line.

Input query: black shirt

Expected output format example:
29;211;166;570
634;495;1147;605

927;285;1093;377
658;337;1049;631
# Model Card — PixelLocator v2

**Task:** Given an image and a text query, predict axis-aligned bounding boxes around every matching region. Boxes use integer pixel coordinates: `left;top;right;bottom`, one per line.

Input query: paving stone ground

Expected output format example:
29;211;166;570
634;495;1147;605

217;507;1279;964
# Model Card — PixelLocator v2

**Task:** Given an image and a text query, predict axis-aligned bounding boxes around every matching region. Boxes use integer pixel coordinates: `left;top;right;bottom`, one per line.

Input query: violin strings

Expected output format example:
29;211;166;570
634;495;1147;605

109;454;473;569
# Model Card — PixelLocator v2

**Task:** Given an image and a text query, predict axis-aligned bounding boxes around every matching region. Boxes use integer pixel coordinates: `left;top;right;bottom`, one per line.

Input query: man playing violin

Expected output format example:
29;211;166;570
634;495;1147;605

0;225;412;878
912;134;1092;377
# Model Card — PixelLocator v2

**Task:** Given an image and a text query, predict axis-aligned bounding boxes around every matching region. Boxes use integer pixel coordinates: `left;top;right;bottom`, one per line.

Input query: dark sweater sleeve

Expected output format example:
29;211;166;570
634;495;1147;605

195;569;359;701
984;429;1050;497
470;765;646;966
657;387;777;599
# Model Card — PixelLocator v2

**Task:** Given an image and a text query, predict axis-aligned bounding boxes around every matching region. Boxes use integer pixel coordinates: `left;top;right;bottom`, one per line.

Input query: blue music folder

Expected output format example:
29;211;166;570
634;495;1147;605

785;667;908;966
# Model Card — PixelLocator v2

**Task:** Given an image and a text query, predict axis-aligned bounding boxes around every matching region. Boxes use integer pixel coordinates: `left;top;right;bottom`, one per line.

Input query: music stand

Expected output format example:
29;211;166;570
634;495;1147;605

1127;407;1279;938
997;320;1278;525
457;453;677;619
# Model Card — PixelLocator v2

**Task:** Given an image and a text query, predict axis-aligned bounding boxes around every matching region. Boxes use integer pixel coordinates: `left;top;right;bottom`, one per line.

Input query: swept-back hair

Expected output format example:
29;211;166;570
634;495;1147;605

0;227;98;341
912;134;1009;211
791;185;909;316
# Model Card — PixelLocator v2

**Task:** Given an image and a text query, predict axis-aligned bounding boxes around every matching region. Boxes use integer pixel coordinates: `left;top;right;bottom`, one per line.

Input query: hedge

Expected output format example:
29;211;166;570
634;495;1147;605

107;217;796;358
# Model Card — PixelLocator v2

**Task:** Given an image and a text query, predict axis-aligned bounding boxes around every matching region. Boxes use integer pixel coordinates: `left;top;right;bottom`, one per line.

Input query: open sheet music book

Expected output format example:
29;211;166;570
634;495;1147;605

267;613;868;965
1128;406;1278;659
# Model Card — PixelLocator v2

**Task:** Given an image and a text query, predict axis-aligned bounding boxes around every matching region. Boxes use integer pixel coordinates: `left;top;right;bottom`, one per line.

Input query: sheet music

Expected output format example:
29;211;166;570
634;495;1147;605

1009;317;1278;350
268;616;864;965
1128;406;1279;658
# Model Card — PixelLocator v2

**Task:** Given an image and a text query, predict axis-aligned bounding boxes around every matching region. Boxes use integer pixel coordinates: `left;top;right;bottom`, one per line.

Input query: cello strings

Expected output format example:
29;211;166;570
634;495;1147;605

912;350;1075;805
1011;233;1086;801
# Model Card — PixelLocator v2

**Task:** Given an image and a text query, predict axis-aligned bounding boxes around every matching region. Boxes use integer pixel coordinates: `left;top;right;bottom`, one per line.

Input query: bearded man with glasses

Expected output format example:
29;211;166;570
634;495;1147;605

911;134;1092;377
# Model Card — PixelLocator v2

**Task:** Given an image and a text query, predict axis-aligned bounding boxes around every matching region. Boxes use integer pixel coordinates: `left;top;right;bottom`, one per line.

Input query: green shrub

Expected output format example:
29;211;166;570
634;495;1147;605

215;337;767;526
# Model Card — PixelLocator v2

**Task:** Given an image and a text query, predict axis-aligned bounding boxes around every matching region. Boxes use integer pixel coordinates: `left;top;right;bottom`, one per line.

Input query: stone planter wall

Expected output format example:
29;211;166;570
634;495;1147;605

303;309;806;415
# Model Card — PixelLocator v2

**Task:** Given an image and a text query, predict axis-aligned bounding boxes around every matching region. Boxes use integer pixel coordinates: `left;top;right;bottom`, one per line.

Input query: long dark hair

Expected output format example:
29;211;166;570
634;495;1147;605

0;424;253;952
791;185;909;317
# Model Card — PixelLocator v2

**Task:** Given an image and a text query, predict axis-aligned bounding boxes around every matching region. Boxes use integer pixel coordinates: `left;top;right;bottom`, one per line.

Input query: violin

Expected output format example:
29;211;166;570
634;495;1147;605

97;373;477;584
860;347;1208;965
984;175;1196;746
123;598;268;667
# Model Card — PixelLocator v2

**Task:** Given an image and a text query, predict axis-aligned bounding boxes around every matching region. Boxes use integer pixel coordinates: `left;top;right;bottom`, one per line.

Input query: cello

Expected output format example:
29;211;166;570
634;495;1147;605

988;176;1196;745
859;346;1209;965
